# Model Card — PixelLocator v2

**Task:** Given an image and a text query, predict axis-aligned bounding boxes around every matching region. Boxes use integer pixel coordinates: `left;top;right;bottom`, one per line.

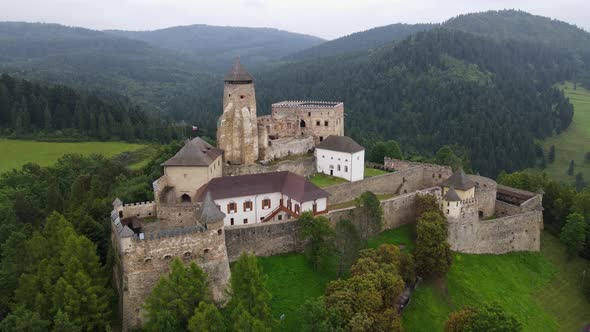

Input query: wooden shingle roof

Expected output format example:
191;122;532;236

161;137;223;167
224;58;254;82
197;171;329;203
316;135;364;154
441;168;475;191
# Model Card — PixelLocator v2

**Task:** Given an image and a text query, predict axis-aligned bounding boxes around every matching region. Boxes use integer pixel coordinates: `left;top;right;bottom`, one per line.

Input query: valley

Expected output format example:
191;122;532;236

542;82;590;183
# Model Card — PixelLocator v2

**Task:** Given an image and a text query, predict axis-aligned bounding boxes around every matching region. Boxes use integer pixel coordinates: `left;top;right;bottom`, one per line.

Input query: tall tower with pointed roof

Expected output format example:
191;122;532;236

217;58;259;164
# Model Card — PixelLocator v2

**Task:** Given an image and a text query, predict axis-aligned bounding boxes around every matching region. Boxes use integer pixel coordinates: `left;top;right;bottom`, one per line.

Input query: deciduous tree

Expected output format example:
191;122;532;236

415;211;453;278
353;191;383;240
560;213;586;257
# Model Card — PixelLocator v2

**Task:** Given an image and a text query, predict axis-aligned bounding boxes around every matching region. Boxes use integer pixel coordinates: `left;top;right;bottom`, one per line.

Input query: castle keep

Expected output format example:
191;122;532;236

217;59;345;164
111;60;543;330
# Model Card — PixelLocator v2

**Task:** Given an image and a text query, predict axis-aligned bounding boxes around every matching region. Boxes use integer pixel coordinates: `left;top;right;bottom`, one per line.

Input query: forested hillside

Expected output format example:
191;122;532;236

255;29;576;176
288;23;433;60
0;74;184;142
108;25;324;69
445;10;590;51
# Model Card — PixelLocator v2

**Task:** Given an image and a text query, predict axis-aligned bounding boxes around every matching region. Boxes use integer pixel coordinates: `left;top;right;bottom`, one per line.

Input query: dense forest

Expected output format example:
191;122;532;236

251;28;576;176
108;25;324;70
0;74;186;142
1;10;589;176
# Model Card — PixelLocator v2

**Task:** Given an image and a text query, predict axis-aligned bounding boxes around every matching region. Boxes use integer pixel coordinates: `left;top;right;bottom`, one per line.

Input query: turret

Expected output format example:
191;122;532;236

442;186;462;219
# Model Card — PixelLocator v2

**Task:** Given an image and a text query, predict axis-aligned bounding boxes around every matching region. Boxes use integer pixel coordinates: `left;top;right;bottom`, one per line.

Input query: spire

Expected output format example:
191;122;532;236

196;192;226;225
224;57;254;82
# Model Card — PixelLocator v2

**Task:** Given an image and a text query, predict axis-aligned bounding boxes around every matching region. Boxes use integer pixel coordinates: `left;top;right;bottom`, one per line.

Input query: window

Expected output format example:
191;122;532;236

447;202;450;206
260;217;264;221
278;215;282;221
243;218;248;224
324;121;328;126
345;166;348;172
300;120;306;128
262;198;271;209
320;136;323;141
243;201;253;212
295;204;300;214
218;229;222;235
316;121;320;126
230;218;234;226
337;165;341;171
203;249;209;253
446;209;450;214
181;194;191;203
240;95;245;99
308;112;311;116
227;202;237;214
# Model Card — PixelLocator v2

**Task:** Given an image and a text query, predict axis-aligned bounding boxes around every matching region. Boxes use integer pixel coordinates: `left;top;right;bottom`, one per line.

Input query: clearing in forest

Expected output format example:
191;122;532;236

542;82;590;182
0;139;146;173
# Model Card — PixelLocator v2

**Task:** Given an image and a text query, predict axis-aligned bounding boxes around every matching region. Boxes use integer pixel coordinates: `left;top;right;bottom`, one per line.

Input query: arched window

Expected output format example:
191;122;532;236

181;194;191;203
300;119;306;128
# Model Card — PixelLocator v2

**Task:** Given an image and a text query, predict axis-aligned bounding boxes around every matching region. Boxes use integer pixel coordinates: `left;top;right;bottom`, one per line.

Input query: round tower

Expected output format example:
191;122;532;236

217;58;259;164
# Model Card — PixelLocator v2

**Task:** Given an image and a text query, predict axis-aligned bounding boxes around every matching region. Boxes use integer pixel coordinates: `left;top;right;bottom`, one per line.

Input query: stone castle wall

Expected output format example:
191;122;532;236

324;164;452;205
469;175;497;218
262;136;315;161
224;220;303;261
223;155;316;177
115;221;230;331
327;192;419;230
448;210;542;254
121;201;156;219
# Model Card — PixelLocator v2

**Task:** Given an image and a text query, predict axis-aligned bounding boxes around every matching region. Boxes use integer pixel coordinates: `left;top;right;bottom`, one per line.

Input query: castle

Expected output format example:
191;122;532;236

218;59;344;164
111;60;543;331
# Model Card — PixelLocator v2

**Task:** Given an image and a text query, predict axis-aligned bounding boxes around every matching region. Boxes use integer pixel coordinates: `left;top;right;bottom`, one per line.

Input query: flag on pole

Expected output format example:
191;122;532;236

192;126;198;131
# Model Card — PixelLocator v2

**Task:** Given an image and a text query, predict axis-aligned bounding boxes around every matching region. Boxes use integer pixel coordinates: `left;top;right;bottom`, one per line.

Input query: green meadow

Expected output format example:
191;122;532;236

542;82;590;182
0;139;147;173
259;226;590;332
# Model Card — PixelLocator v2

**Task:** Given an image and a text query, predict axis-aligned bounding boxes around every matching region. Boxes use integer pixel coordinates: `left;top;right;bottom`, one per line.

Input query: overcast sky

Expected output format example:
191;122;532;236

1;0;589;39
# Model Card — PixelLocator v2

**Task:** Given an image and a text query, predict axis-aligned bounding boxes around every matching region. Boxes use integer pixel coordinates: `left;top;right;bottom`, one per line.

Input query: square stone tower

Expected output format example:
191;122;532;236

217;59;259;165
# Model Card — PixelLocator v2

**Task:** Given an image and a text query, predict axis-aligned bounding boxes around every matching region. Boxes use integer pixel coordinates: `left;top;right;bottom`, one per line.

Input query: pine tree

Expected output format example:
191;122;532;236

188;302;226;332
228;253;272;324
567;160;575;176
143;258;209;331
548;145;556;163
43;105;52;132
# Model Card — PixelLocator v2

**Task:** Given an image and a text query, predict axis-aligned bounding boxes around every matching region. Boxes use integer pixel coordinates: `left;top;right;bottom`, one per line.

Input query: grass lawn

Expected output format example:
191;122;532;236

365;167;390;177
366;224;415;251
542;82;590;182
536;232;590;332
257;226;413;331
0;139;146;174
258;253;338;331
310;173;348;187
259;225;590;332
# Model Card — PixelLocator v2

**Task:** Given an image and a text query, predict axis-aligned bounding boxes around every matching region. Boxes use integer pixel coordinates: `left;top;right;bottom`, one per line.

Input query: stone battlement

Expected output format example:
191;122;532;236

271;100;343;108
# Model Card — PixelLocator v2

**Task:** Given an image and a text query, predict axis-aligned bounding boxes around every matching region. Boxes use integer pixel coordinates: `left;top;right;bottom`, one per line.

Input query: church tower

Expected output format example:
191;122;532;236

217;59;259;165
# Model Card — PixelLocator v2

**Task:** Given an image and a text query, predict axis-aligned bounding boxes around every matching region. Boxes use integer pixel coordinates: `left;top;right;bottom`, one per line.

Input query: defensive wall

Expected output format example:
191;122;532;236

223;154;316;177
324;161;452;205
224;219;303;261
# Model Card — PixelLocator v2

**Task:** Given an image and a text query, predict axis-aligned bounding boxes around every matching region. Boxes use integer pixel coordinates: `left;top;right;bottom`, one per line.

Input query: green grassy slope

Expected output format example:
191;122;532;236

403;232;590;332
543;82;590;182
259;227;590;332
0;139;146;173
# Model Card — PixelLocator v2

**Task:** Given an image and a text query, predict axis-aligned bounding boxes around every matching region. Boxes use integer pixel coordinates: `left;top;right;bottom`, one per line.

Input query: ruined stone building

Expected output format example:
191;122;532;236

217;59;347;164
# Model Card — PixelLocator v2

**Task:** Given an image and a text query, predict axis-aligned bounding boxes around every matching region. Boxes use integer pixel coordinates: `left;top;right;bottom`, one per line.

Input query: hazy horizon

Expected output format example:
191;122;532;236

0;0;589;40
